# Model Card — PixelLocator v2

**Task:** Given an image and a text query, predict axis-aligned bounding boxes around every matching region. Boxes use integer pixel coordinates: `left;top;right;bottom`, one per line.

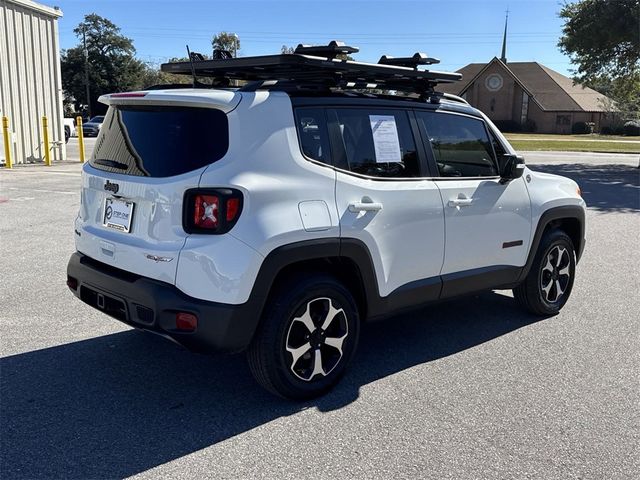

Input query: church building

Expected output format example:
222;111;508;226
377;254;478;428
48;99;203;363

438;16;615;134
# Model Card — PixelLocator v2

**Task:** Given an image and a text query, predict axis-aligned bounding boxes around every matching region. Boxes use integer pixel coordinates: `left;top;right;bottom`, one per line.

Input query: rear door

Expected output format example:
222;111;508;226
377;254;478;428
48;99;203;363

330;106;445;303
76;100;234;284
416;110;531;286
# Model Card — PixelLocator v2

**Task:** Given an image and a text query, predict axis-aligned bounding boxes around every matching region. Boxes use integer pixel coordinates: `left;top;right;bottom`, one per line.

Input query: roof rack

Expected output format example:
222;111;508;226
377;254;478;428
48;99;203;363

160;41;462;97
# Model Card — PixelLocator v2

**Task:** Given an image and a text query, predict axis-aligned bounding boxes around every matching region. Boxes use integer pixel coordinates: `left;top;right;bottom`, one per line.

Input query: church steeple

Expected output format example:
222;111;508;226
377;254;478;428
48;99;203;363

500;9;509;63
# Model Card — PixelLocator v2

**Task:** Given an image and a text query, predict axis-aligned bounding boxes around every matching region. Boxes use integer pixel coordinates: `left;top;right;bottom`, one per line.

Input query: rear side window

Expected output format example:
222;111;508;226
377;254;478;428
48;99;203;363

334;108;419;178
417;111;498;177
90;106;229;177
294;108;331;164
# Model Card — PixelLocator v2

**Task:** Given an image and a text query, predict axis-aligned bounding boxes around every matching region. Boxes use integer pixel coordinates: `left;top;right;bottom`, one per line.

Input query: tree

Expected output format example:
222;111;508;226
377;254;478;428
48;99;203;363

584;73;640;121
61;14;146;115
281;45;295;54
212;32;240;57
558;0;640;82
139;57;194;89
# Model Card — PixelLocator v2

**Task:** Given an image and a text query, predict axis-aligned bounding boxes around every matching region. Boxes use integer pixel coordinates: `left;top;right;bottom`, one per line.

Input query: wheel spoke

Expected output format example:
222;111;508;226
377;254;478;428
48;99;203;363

324;334;347;355
320;301;344;331
310;349;325;378
292;307;315;333
558;265;570;278
542;256;554;274
542;279;553;300
555;280;565;298
555;247;567;268
286;342;312;365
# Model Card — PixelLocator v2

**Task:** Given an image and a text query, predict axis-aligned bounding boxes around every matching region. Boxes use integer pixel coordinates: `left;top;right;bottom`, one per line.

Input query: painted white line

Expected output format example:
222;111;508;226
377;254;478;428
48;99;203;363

9;197;37;202
0;171;81;177
8;187;77;195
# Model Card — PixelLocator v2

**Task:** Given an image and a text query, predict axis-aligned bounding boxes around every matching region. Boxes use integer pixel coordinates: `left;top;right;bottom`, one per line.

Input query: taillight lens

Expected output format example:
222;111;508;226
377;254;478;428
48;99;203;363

226;197;240;222
184;188;243;234
193;194;219;229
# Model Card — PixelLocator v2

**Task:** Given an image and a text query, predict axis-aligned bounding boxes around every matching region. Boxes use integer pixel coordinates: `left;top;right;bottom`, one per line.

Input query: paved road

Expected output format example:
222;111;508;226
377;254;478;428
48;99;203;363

1;153;638;479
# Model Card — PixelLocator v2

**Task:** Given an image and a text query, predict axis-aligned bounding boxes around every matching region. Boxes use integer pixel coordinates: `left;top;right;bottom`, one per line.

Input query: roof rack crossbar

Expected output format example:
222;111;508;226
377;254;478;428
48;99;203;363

378;52;440;69
294;40;359;59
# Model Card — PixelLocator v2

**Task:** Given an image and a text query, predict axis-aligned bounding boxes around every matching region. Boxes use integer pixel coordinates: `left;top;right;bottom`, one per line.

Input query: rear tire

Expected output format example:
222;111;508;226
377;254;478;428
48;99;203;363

514;229;576;316
247;273;360;400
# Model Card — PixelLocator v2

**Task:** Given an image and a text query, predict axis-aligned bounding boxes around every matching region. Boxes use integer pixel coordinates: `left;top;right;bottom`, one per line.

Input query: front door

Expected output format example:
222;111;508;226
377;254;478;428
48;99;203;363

416;110;531;289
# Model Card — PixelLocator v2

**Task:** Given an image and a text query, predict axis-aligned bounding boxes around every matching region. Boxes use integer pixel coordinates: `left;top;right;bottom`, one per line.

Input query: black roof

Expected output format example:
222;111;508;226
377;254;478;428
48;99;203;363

160;42;462;97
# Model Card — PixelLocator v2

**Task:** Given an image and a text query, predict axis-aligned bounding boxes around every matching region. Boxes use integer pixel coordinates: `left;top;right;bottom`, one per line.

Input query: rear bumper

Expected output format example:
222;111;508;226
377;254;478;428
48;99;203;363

66;252;259;353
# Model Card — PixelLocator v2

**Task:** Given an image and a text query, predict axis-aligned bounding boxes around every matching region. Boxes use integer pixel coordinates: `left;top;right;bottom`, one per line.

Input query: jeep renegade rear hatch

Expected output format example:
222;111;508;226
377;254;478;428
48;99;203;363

90;105;229;177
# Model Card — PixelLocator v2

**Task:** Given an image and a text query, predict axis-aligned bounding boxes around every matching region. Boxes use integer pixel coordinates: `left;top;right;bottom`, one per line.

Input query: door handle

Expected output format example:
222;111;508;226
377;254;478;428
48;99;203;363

348;201;383;213
448;195;473;207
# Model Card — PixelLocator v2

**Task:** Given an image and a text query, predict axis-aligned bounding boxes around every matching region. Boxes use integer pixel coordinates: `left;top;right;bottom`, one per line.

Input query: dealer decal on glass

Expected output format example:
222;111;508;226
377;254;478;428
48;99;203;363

369;115;402;163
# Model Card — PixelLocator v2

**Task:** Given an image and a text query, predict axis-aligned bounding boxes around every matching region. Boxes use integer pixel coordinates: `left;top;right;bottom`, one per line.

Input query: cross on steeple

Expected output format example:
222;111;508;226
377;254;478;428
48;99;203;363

500;8;509;63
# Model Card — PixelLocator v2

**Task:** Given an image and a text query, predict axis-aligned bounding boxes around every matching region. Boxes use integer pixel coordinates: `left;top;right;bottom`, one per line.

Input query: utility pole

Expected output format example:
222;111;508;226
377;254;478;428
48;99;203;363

83;25;91;119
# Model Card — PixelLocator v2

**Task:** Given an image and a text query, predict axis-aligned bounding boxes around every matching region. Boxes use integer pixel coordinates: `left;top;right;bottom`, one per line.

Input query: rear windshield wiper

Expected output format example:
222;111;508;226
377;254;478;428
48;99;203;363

94;158;128;170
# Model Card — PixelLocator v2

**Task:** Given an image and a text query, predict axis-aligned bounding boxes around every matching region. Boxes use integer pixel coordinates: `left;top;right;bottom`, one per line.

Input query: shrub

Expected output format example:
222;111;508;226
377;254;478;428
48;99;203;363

571;121;593;134
521;119;537;133
623;121;640;136
600;126;614;135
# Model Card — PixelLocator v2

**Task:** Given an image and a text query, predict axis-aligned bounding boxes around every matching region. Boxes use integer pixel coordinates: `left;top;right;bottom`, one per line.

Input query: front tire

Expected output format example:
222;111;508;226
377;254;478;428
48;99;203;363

514;229;576;316
247;274;360;400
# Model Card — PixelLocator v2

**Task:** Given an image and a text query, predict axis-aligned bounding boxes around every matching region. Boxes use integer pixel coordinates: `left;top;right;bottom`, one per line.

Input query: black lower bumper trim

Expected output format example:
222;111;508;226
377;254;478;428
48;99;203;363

66;252;259;353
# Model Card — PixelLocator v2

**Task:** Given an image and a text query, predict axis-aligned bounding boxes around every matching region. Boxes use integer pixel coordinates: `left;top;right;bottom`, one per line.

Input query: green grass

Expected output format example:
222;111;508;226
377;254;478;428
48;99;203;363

504;133;640;154
505;133;640;142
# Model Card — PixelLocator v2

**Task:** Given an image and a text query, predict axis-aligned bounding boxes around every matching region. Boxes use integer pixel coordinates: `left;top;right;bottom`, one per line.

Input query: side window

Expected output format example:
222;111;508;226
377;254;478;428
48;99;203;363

294;108;331;165
333;108;419;178
418;111;499;177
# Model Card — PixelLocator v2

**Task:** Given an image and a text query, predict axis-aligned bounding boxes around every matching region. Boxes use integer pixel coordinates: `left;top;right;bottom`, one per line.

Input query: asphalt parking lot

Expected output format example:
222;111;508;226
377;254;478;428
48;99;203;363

1;144;638;479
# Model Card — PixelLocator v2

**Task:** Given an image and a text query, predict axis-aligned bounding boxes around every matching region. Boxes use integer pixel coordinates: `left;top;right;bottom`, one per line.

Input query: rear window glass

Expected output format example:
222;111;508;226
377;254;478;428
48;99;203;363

89;106;229;177
294;107;331;165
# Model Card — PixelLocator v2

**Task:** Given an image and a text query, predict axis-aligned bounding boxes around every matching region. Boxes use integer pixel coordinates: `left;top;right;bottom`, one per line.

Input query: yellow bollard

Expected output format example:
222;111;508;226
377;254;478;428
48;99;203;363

2;116;12;168
42;116;51;166
76;116;85;163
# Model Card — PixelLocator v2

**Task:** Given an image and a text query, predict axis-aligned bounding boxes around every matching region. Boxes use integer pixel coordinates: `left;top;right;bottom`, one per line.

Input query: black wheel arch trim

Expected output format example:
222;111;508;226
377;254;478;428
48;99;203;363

250;237;532;327
518;205;585;283
248;237;437;326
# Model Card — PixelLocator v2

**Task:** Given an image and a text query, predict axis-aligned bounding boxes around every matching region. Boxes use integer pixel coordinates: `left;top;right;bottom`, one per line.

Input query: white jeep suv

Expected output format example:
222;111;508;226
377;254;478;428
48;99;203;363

67;45;586;399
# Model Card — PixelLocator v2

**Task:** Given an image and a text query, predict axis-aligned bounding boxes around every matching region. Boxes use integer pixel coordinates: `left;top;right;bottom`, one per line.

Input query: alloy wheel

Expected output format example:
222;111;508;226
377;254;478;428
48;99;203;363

285;297;349;382
540;245;571;303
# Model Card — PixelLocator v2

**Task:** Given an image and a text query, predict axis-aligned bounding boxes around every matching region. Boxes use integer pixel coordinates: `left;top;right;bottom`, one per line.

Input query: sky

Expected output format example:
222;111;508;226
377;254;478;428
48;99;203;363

50;0;576;76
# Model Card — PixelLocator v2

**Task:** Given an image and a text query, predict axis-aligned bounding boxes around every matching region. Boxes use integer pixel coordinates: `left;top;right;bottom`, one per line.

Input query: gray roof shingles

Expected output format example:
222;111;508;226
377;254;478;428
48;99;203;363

439;58;611;112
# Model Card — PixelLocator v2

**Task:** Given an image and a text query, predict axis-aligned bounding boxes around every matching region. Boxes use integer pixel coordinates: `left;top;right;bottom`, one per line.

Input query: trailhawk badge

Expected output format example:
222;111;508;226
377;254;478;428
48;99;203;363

145;254;174;263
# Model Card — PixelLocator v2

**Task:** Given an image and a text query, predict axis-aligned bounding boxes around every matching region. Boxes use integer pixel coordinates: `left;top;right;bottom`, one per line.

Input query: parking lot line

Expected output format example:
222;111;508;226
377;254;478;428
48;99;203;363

7;187;77;195
0;170;81;176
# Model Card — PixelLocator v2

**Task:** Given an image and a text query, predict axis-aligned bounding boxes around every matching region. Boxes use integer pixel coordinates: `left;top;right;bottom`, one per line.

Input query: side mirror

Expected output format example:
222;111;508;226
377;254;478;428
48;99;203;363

500;154;525;184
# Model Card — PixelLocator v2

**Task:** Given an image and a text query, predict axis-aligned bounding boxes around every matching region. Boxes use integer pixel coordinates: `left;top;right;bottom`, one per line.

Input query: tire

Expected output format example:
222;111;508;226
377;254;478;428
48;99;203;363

64;127;70;144
514;229;576;316
247;273;360;400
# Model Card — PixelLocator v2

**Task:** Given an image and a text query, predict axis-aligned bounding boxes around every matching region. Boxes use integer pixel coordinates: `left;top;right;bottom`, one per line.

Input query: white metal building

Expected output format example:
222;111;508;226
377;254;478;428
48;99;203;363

0;0;66;164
